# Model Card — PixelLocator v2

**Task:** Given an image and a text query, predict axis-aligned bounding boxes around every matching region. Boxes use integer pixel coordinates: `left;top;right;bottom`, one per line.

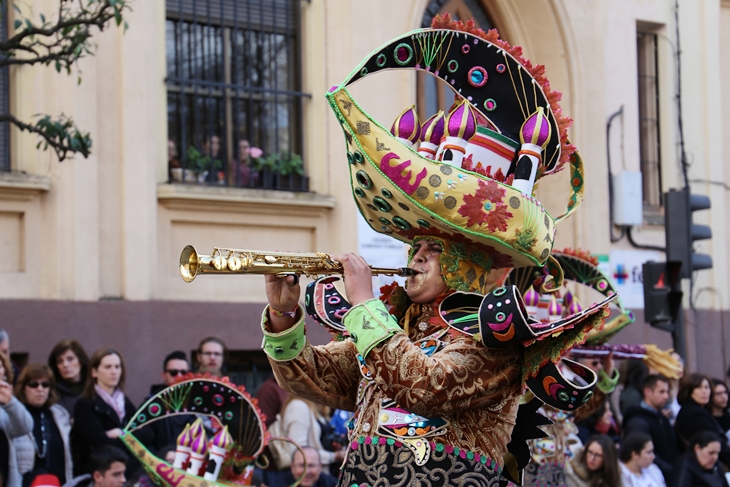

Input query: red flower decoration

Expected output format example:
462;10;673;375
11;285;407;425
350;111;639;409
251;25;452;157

476;179;504;203
458;192;489;227
484;204;512;232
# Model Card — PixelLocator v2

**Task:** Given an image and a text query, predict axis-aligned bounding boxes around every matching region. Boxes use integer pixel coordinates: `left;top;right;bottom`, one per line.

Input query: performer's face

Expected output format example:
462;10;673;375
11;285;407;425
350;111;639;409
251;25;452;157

406;240;447;304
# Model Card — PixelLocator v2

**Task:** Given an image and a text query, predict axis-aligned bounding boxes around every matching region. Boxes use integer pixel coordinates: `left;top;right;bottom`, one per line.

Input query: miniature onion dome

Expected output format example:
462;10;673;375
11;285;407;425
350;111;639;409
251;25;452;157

417;111;445;159
190;429;208;456
548;295;562;323
524;287;540;308
568;296;583;316
563;290;574;308
512;107;552;195
177;424;193;447
209;425;233;450
519;107;552;149
390;105;422;148
189;417;204;439
436;100;477;168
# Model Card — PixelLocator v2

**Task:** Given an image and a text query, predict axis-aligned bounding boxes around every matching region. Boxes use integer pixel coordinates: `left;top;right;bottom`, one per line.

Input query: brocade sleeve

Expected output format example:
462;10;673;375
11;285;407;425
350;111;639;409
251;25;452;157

344;299;522;418
262;305;360;412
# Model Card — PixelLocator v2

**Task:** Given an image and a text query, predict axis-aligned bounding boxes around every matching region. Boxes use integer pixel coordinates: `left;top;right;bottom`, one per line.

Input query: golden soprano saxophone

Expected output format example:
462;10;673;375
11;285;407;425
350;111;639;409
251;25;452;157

179;245;416;282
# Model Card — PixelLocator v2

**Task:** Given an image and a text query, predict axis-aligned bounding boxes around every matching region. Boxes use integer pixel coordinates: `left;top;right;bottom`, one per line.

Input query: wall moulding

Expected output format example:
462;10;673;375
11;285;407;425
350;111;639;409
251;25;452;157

0;172;51;202
156;183;336;215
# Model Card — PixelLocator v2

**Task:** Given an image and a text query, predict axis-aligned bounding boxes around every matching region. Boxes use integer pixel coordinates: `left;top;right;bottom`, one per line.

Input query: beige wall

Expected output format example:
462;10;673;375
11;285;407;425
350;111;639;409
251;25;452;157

1;0;729;378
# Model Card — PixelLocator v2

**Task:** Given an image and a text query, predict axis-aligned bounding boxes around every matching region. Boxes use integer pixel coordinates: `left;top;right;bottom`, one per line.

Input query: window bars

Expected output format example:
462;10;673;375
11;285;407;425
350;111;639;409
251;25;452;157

166;0;310;191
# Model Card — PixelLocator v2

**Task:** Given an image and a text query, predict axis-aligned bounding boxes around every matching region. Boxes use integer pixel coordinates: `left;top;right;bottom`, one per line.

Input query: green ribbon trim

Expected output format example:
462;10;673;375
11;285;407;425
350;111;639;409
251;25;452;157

344;299;401;358
261;305;306;362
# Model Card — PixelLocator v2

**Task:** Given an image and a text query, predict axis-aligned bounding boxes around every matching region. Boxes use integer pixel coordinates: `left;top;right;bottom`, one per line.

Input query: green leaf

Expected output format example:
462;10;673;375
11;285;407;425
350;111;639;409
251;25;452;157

40;13;45;23
55;61;61;73
13;19;20;30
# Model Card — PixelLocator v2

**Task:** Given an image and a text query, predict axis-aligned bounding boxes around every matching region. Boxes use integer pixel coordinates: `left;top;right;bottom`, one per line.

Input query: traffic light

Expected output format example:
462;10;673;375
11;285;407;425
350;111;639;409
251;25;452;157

643;261;682;331
664;188;712;278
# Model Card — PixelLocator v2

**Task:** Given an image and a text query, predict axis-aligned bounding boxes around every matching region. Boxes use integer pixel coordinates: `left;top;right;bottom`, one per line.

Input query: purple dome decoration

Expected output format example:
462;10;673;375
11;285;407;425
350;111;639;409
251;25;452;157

420;111;445;145
191;430;208;455
445;100;477;140
390;105;421;143
210;425;233;450
563;290;573;308
520;107;551;148
524;287;540;307
177;424;193;447
568;297;583;315
548;295;562;317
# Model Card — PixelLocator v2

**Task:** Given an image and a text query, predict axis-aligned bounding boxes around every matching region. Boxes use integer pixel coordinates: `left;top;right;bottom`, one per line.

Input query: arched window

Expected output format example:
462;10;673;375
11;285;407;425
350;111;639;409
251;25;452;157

417;0;494;117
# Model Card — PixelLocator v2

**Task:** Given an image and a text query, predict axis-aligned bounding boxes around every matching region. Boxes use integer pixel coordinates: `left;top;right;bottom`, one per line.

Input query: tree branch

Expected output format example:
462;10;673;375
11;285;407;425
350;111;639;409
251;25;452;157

0;112;91;162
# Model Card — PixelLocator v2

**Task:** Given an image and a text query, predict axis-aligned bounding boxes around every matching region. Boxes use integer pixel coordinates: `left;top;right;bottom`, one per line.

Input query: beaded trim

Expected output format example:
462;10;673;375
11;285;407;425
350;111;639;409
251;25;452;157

348;436;501;474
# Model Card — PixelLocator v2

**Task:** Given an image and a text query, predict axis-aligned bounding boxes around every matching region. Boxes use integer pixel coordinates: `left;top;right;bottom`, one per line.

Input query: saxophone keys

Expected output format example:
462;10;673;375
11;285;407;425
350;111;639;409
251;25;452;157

213;255;226;270
264;255;278;264
228;254;242;271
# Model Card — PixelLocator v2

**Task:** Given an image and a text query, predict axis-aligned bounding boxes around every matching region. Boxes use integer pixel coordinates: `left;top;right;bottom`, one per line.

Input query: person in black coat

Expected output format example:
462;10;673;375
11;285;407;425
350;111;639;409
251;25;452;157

677;431;730;487
675;373;730;467
70;348;146;479
623;374;679;486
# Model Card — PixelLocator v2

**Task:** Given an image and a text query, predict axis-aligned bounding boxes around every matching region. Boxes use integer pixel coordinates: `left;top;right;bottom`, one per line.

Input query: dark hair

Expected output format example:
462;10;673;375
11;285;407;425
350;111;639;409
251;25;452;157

48;339;89;384
620;432;652;463
163;351;188;371
677;373;712;406
642;374;669;394
622;359;649;391
577;435;621;487
688;431;722;452
89;445;128;475
82;348;126;398
14;363;57;407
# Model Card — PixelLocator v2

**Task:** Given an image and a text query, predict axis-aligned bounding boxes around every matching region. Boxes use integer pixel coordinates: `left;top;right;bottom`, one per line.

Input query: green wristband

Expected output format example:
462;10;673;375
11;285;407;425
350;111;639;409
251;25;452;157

343;299;401;358
598;368;619;393
261;305;306;361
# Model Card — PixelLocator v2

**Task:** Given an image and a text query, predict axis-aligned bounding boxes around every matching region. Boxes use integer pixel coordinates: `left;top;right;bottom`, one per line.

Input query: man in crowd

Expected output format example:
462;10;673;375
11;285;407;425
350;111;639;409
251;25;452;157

149;351;189;395
287;447;337;487
141;351;192;454
195;337;226;377
73;445;127;487
622;374;678;486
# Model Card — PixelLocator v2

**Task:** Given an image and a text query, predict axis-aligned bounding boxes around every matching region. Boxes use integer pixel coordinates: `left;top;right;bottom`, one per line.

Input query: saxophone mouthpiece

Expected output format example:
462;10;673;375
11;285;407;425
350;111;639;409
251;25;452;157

399;268;419;276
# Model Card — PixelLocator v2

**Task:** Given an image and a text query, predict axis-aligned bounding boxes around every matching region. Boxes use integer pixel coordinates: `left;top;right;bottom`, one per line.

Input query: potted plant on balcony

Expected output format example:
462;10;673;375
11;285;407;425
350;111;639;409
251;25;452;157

186;146;222;184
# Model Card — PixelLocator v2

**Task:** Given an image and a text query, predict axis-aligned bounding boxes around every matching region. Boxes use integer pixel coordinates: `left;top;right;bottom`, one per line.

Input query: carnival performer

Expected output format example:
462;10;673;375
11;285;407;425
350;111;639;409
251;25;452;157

258;14;614;486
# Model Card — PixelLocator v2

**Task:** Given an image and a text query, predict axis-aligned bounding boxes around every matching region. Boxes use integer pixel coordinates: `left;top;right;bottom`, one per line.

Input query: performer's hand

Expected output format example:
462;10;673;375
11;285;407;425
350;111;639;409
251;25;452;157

264;274;301;332
332;253;375;306
601;350;615;377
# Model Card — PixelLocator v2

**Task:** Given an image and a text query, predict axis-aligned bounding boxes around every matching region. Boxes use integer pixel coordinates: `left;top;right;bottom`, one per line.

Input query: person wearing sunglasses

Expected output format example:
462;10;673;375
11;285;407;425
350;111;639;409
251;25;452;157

14;363;72;487
139;352;192;455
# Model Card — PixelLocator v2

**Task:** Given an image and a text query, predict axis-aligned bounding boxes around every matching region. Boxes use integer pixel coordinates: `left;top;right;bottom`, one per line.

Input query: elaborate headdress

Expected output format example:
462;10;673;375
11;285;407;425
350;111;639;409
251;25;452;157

327;15;585;272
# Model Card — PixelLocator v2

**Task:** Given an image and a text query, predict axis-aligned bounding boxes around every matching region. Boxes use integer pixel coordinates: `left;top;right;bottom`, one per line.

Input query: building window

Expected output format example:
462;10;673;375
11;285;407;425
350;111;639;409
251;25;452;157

637;31;662;209
166;0;309;191
0;2;9;172
417;0;494;116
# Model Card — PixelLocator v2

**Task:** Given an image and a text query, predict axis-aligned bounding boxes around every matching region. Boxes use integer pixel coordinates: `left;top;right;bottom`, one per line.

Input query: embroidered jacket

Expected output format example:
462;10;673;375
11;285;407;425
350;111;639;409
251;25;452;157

262;298;523;486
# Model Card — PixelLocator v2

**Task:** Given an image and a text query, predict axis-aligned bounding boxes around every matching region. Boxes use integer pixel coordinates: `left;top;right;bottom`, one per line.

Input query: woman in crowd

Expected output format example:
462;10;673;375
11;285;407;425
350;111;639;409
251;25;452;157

708;379;730;436
14;364;72;486
0;353;33;487
677;431;729;487
70;348;137;477
576;400;620;445
47;340;89;416
619;432;666;487
674;373;730;465
278;397;345;471
565;434;622;487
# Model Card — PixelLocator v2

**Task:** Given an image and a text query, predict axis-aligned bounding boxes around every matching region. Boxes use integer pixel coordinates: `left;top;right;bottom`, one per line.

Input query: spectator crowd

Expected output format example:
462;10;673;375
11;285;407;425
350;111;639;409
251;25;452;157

1;328;730;487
